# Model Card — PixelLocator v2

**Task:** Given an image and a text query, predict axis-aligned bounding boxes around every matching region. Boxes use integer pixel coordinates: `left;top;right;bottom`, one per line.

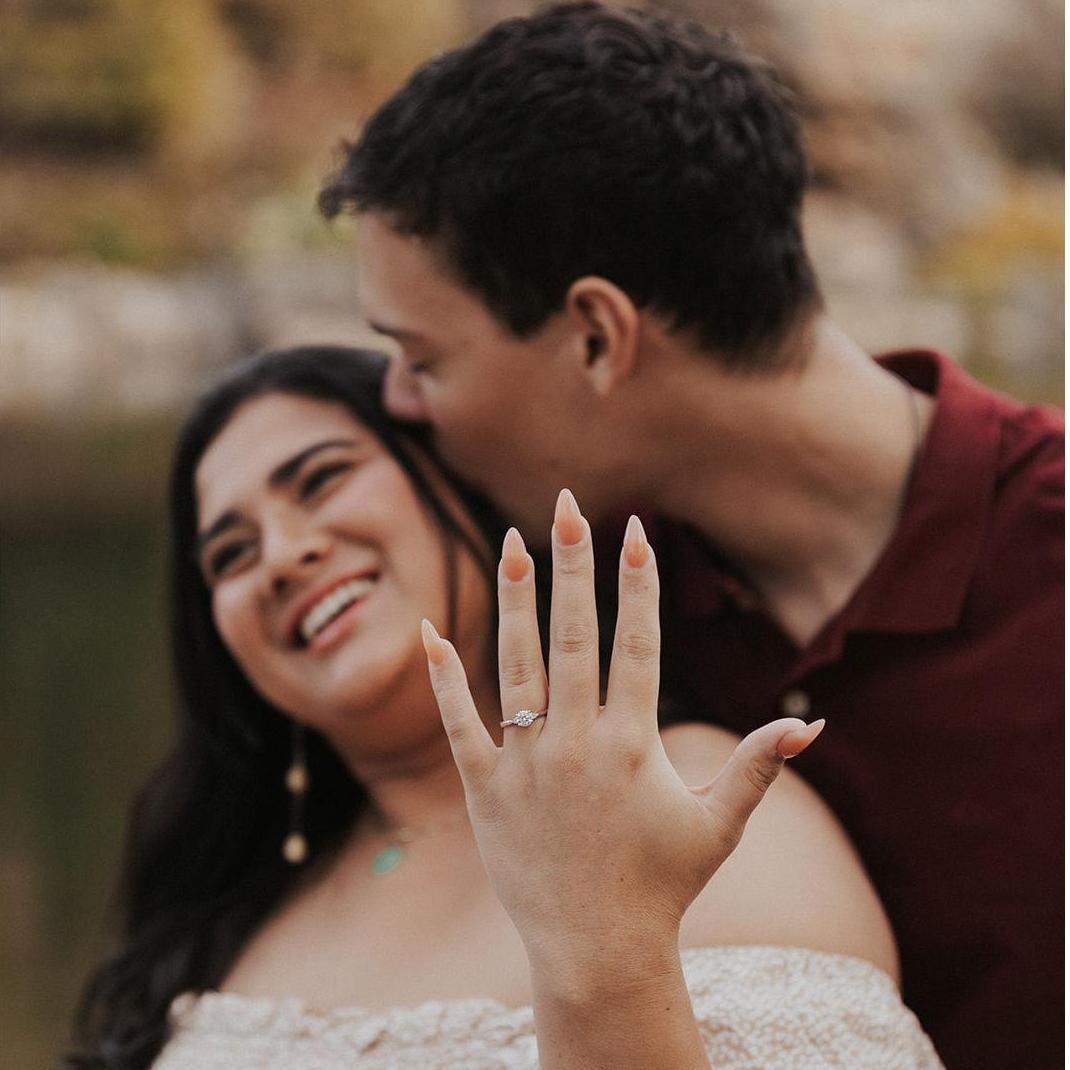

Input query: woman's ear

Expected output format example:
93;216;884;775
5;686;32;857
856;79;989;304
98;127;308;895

564;277;641;397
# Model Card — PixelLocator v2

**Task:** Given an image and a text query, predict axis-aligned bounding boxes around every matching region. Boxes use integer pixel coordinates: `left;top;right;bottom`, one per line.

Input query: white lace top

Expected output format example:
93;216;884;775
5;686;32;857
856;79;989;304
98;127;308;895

153;945;943;1069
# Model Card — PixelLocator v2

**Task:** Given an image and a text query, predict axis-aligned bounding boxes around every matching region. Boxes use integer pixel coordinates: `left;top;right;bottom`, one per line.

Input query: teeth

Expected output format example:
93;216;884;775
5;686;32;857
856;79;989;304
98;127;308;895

299;577;375;643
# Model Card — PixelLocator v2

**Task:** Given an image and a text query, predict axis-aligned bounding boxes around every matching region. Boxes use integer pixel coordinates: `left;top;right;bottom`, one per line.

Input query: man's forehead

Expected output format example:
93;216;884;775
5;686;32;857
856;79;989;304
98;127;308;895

357;215;441;290
356;215;493;336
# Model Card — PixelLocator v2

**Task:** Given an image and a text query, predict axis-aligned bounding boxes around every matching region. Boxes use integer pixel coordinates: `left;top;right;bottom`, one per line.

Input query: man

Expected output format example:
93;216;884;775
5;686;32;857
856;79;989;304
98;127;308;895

318;3;1063;1067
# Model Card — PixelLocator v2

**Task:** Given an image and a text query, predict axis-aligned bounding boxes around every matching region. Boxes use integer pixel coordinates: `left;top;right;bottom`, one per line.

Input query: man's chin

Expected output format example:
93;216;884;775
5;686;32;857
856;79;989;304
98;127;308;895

499;491;562;547
432;442;564;542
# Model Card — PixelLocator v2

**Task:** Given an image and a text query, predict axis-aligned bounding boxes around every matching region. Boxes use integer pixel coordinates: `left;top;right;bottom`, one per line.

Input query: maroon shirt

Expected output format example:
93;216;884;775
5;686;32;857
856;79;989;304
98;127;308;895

609;351;1063;1069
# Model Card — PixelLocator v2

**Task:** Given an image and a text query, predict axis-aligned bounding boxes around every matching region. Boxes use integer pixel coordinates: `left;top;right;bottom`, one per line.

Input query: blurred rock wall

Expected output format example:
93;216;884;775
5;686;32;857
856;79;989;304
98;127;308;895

0;0;1063;417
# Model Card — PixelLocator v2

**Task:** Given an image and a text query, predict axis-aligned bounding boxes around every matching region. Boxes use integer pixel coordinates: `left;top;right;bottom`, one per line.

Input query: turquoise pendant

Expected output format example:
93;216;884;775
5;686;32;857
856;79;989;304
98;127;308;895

372;844;404;875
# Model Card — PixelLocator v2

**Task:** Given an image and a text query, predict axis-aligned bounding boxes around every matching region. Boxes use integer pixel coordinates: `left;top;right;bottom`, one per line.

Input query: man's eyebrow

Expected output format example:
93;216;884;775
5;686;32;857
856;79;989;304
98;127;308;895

366;320;427;344
195;439;358;555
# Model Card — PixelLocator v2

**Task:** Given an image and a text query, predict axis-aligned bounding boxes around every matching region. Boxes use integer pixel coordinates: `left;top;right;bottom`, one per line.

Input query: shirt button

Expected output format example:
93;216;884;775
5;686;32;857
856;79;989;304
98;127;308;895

734;590;761;612
781;689;811;718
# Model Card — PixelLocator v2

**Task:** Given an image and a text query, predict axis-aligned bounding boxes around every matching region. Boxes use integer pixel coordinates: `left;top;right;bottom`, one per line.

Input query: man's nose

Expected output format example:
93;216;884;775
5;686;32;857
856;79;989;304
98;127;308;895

382;359;430;422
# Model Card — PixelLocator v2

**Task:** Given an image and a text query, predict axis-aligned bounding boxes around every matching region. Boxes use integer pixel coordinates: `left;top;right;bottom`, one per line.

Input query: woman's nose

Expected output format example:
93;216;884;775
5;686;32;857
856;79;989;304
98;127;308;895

382;359;430;422
261;523;332;596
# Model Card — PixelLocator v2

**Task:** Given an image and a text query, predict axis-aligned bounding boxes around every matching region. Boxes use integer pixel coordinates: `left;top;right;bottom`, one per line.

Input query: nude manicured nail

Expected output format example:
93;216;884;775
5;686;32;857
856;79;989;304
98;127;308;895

623;514;648;568
554;488;584;546
501;527;530;582
421;618;447;666
777;718;826;759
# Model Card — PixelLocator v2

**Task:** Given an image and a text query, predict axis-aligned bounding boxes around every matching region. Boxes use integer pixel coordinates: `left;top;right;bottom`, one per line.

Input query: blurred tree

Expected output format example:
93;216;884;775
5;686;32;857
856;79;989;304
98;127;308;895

218;0;470;77
0;0;251;167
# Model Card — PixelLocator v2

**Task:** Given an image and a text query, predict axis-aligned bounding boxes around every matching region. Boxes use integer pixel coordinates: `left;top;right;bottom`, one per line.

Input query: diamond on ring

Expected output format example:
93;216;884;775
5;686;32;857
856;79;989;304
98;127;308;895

500;708;547;728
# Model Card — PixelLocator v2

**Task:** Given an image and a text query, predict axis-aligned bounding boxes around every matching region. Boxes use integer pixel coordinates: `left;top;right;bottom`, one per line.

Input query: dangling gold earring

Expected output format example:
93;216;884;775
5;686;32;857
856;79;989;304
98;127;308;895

282;721;309;864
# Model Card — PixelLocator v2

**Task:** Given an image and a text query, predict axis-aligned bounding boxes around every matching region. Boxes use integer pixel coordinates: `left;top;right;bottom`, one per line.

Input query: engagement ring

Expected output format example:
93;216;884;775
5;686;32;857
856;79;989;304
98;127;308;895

500;709;547;728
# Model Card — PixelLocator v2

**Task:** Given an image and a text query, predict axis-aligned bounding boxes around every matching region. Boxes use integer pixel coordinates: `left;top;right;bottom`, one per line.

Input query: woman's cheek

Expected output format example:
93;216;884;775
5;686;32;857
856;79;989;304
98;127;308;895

212;588;259;669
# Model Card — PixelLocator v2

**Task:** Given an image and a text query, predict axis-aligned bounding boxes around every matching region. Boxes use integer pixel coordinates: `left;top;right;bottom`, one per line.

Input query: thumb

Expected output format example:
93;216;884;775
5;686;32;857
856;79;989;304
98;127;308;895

696;717;825;836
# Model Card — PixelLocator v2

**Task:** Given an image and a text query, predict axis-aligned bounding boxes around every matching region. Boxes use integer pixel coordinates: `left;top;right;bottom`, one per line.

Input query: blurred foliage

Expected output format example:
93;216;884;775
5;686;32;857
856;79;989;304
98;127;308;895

0;0;249;160
922;175;1064;296
1;419;178;1065
0;0;468;267
968;0;1064;169
0;162;195;267
2;516;172;1069
0;417;177;524
220;0;469;74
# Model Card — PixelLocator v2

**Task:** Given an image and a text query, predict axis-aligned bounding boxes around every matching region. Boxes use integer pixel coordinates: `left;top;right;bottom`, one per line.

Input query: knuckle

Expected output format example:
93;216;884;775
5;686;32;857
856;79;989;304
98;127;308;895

546;740;588;780
742;756;783;797
433;677;470;712
616;627;659;663
620;564;659;598
431;669;463;699
608;729;647;777
499;653;543;690
554;545;593;576
498;582;533;612
712;809;745;855
552;619;598;657
441;715;470;749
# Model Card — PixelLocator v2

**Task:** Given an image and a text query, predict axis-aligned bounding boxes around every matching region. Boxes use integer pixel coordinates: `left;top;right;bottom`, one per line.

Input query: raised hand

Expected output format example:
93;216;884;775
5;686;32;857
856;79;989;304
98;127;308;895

420;488;823;975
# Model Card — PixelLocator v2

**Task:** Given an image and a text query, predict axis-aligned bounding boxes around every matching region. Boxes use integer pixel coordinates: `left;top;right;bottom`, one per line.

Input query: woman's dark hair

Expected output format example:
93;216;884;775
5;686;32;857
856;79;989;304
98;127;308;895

319;1;822;367
62;345;506;1069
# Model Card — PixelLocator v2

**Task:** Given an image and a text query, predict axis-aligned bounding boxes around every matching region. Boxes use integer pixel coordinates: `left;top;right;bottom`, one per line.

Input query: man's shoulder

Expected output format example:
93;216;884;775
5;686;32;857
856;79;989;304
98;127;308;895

936;383;1064;637
976;424;1062;616
983;390;1062;553
992;394;1063;497
885;349;1063;574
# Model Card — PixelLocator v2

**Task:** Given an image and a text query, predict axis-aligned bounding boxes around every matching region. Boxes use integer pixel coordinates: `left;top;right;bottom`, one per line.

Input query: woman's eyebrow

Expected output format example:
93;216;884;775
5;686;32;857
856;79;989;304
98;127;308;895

268;438;358;487
195;510;241;556
196;438;359;553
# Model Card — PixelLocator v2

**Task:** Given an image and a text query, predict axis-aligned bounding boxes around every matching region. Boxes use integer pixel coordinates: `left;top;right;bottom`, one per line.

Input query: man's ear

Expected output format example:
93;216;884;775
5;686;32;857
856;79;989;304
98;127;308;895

564;277;640;397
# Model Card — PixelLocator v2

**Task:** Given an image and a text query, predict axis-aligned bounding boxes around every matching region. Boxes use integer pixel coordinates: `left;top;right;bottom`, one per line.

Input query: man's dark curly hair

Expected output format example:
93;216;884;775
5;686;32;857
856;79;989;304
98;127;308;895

319;1;822;367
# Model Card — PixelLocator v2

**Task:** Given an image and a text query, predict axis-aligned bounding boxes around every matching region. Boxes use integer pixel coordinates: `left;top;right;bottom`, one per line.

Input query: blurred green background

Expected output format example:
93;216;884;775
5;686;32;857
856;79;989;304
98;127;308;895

0;1;1062;1066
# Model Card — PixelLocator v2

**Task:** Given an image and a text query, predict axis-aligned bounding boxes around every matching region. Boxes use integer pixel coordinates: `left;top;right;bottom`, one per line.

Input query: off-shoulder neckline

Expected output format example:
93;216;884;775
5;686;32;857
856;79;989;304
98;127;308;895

172;944;899;1027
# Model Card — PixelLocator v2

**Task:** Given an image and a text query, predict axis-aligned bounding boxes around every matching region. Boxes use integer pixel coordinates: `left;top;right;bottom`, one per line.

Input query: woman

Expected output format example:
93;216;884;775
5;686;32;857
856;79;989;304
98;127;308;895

65;345;941;1069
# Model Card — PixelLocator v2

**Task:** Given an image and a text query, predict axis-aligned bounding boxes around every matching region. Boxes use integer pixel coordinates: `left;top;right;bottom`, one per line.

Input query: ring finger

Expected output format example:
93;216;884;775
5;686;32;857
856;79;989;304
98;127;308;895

497;527;549;746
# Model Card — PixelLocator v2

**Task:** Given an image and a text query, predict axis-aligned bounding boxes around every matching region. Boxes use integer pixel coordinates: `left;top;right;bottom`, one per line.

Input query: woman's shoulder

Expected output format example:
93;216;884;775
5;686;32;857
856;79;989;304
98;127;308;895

660;721;900;984
158;949;941;1070
680;946;941;1068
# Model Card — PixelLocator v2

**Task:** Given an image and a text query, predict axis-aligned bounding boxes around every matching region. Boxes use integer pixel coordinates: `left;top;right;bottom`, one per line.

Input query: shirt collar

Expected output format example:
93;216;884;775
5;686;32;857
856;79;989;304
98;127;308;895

838;349;1001;635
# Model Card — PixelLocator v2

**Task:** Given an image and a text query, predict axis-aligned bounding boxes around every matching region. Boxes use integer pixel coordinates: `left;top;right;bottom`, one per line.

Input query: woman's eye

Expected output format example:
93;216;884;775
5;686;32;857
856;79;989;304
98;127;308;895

209;542;250;578
299;461;352;500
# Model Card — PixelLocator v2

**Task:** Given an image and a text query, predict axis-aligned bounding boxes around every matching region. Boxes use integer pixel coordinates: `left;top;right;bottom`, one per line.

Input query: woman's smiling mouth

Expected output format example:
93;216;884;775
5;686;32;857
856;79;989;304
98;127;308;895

292;574;378;648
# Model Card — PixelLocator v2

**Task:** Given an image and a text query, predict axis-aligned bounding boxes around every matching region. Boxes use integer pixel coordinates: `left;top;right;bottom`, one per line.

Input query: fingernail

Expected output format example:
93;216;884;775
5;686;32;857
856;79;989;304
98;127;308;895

421;618;447;666
553;488;584;546
622;514;648;568
777;718;826;759
501;527;530;582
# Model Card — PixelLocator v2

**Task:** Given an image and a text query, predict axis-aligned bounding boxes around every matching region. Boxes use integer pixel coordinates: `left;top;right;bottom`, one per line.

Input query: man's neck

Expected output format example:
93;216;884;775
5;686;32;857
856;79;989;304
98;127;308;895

633;318;935;646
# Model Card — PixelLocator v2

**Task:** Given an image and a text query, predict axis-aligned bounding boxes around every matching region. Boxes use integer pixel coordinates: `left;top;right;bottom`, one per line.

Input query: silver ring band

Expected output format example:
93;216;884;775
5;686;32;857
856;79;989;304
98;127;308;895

500;709;547;728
